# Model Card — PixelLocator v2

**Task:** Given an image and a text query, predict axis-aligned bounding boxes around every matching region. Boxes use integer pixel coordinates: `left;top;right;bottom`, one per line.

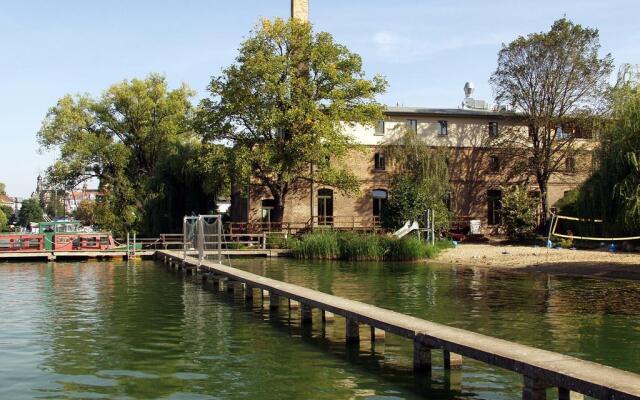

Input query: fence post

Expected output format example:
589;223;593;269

126;232;130;260
217;217;222;264
262;233;267;249
197;216;204;266
133;232;136;258
182;216;187;262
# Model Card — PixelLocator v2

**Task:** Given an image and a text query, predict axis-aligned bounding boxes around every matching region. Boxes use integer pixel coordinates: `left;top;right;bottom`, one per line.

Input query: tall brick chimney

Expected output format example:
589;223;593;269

291;0;309;21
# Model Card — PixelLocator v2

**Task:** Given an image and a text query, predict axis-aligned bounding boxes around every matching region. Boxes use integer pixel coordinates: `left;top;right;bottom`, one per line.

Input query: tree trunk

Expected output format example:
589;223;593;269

270;194;285;225
537;179;550;230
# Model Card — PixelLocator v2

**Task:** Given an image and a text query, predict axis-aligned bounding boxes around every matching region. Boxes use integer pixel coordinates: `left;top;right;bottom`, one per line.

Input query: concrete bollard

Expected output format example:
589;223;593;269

300;303;313;324
443;350;463;369
345;318;360;344
413;336;432;372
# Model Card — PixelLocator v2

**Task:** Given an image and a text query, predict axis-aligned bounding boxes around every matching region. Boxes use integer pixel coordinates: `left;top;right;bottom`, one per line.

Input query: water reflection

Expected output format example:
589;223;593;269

0;259;639;399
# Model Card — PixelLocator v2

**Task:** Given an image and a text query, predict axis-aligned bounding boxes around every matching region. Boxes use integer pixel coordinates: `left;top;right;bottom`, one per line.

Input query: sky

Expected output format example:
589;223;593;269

1;0;638;197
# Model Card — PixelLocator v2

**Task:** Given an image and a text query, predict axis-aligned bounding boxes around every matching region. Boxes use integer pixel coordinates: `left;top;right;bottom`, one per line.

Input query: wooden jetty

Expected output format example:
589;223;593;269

157;249;640;400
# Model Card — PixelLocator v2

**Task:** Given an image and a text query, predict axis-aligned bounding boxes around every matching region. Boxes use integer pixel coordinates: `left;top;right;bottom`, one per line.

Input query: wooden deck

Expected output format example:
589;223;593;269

157;249;640;400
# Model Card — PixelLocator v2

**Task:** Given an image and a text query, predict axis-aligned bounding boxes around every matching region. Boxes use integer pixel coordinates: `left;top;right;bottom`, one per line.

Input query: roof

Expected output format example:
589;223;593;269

0;194;14;204
384;106;521;119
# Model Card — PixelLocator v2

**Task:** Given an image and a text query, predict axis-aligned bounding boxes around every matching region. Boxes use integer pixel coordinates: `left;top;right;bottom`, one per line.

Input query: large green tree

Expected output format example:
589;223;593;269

490;18;613;227
18;198;43;228
575;85;640;235
198;18;387;223
37;74;222;235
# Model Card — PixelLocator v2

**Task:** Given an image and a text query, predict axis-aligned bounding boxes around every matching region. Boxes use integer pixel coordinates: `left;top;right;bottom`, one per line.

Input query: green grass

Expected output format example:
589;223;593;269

291;231;451;261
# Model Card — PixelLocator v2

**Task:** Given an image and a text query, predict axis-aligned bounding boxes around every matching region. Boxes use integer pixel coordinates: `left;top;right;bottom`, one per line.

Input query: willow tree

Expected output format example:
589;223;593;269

37;74;219;235
198;18;387;223
576;85;640;235
381;128;451;231
490;18;613;226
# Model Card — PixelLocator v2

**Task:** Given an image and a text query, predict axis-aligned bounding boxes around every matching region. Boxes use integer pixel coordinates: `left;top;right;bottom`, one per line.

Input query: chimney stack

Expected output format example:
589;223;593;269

291;0;309;21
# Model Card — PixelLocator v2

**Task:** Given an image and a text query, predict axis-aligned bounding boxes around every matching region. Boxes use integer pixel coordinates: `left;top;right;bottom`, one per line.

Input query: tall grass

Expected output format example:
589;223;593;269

291;231;451;261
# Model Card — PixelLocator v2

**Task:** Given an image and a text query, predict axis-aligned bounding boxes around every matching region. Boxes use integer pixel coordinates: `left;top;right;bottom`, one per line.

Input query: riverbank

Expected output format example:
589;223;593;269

436;243;640;280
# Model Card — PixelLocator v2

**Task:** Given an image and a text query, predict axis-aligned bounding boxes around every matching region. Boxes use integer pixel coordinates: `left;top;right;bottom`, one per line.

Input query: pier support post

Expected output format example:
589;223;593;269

370;326;385;341
522;376;548;400
289;299;300;310
322;310;335;323
413;336;432;372
212;276;220;290
269;292;280;310
345;318;359;344
558;388;582;400
443;350;463;369
245;285;254;300
300;303;313;324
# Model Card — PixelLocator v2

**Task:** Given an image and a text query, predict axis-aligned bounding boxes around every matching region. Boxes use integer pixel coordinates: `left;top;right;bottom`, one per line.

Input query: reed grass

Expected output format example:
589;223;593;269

291;231;451;261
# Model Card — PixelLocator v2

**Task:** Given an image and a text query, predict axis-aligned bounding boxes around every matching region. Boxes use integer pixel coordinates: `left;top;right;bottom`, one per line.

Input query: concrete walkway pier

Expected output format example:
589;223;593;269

157;250;640;400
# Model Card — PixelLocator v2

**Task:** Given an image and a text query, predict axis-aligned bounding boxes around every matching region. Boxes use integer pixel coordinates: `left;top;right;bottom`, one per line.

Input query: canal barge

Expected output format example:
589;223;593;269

0;221;116;252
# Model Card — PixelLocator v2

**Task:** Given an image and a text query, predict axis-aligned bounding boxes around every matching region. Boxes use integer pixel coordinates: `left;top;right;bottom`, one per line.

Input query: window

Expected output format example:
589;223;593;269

407;119;418;133
556;125;570;140
489;155;500;173
528;125;536;139
438;120;448;136
261;199;275;224
488;122;499;138
565;156;576;172
375;120;385;136
374;152;386;171
487;189;502;226
372;189;388;218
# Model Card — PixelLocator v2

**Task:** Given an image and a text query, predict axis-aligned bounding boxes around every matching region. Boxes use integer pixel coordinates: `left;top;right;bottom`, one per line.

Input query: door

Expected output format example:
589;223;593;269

317;189;334;226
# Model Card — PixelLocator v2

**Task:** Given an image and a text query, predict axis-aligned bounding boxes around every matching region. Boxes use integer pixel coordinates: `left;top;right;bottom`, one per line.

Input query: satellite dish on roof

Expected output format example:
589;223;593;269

464;82;475;98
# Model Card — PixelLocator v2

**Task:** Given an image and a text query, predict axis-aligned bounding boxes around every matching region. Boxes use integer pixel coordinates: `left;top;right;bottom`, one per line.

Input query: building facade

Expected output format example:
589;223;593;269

233;106;594;234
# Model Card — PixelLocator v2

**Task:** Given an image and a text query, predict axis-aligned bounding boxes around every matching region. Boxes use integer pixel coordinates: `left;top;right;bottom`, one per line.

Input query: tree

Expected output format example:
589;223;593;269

0;182;5;195
198;18;387;223
0;209;7;232
74;200;96;226
575;85;640;235
37;74;218;235
18;198;43;228
381;128;452;231
490;18;613;227
501;185;538;240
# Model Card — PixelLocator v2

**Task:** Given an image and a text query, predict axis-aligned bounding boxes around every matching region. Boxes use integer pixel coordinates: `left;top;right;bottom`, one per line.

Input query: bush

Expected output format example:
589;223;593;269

291;231;451;261
501;185;538;240
266;233;289;249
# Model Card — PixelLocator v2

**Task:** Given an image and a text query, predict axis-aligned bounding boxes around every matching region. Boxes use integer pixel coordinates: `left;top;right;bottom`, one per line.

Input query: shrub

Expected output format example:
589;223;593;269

337;232;385;261
501;185;538;240
290;231;340;259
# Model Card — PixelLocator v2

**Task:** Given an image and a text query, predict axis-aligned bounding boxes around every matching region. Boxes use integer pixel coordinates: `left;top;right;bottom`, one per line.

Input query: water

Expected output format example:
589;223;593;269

0;259;639;399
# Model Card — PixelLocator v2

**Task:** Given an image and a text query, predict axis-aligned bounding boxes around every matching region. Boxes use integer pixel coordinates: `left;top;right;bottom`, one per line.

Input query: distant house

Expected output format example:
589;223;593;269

0;194;20;215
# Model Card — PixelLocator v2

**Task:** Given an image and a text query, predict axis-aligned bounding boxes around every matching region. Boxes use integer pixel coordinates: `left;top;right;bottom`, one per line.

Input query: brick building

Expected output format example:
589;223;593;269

231;106;594;234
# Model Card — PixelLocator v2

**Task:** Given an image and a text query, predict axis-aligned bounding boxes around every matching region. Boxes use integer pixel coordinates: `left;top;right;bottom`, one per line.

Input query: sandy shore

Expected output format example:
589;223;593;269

435;243;640;280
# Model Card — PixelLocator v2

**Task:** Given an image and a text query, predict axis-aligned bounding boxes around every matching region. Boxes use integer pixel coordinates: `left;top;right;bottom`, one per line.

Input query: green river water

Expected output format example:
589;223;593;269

0;258;639;399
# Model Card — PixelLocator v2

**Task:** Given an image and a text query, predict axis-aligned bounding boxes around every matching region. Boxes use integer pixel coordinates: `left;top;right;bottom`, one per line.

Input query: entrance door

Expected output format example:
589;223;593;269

487;189;502;225
317;189;334;225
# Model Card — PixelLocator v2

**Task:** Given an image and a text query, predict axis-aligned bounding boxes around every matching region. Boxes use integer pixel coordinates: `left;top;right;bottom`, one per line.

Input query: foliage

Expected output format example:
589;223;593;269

266;233;289;249
574;85;640;235
0;182;5;195
45;190;66;219
198;18;387;222
74;200;96;226
381;128;452;231
37;74;226;236
0;205;12;220
554;189;579;216
500;185;538;239
0;209;7;232
490;18;613;227
18;198;43;228
291;231;448;261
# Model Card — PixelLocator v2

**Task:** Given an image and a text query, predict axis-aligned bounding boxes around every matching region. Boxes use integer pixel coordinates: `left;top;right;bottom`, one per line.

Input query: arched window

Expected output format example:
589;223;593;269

317;189;334;225
372;189;388;218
